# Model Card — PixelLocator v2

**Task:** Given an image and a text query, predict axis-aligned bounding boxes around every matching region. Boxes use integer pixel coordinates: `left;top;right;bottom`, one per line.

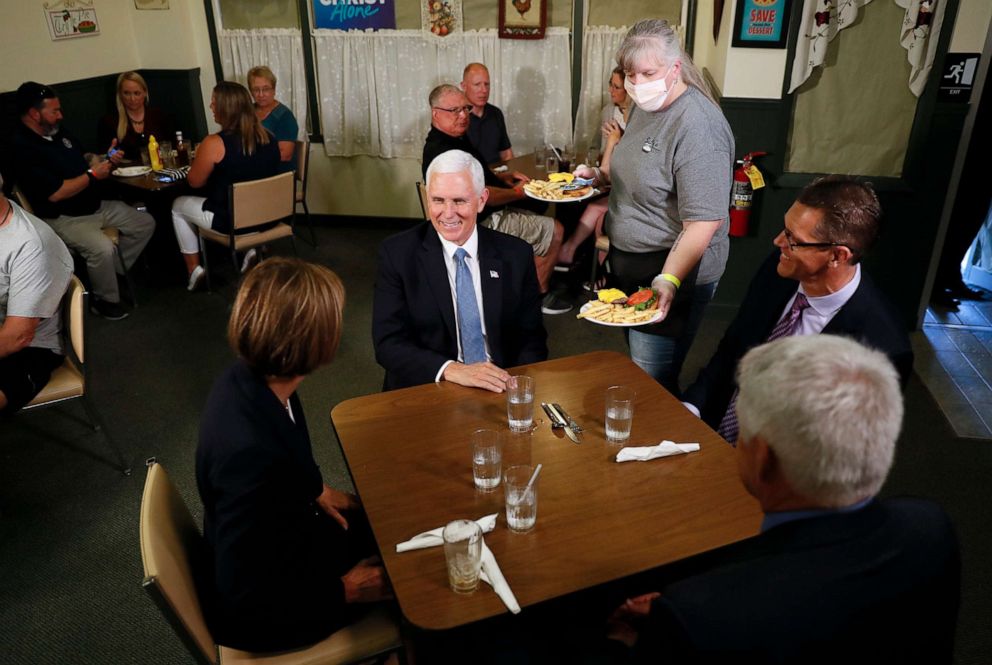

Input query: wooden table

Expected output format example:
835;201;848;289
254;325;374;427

331;351;762;631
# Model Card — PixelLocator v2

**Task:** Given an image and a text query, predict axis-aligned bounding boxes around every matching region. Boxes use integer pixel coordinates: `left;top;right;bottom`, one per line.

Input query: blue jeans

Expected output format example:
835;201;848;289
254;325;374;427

628;280;719;394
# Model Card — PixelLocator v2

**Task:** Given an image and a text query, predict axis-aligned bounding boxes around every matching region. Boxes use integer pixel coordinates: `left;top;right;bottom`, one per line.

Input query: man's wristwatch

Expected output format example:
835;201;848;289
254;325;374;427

86;168;97;182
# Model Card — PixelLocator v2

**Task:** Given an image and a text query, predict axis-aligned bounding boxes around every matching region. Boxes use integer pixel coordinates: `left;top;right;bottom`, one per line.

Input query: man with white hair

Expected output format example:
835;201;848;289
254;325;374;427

373;149;547;392
602;335;959;664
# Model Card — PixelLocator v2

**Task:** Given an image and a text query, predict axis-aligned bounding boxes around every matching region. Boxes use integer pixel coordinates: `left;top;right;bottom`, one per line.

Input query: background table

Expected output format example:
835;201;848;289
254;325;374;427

331;351;762;630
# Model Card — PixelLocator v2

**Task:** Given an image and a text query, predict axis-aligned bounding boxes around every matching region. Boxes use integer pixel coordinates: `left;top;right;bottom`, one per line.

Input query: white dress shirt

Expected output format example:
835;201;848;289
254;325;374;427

435;227;492;382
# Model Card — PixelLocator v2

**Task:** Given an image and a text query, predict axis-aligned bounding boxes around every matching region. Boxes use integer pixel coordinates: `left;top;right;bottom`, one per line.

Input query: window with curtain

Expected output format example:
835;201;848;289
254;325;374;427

786;1;918;177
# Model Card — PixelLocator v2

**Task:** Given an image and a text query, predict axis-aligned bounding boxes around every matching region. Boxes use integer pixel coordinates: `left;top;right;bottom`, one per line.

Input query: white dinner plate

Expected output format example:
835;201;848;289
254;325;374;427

112;166;152;177
578;301;664;327
524;187;599;204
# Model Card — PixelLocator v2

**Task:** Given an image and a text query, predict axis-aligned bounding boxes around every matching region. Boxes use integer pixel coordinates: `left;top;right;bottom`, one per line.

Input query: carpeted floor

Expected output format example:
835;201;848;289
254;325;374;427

1;221;988;664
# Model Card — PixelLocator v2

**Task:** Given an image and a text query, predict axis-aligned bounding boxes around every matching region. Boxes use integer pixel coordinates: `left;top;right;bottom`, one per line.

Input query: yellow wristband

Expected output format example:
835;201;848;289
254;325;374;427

660;273;681;289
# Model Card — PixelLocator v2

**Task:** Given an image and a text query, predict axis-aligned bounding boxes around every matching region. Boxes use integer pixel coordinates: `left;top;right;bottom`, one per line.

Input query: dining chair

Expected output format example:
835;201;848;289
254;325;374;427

416;182;429;220
12;185;138;306
196;171;296;291
294;139;317;247
139;460;404;665
20;275;131;475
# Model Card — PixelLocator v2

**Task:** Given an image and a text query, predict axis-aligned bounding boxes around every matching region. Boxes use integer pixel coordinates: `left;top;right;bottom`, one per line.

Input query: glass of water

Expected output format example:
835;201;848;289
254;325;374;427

506;375;535;432
504;465;539;533
605;385;635;443
471;428;501;491
442;519;483;593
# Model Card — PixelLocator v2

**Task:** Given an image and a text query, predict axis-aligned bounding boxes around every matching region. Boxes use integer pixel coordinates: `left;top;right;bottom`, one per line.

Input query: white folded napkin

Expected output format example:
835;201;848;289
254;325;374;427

395;513;498;553
479;540;521;614
616;440;700;462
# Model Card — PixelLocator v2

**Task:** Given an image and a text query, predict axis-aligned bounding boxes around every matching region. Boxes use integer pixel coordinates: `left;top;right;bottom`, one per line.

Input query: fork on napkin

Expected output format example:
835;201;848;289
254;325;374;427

616;441;700;462
395;514;520;614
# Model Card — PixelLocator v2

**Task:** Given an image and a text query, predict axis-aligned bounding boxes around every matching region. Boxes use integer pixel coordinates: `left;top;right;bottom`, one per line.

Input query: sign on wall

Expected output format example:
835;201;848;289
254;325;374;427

313;0;396;31
44;0;100;41
939;54;980;102
732;0;791;49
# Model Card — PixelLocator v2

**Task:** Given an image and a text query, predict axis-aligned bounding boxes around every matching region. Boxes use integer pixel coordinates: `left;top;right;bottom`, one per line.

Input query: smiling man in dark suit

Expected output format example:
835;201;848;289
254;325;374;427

373;149;547;392
682;175;913;442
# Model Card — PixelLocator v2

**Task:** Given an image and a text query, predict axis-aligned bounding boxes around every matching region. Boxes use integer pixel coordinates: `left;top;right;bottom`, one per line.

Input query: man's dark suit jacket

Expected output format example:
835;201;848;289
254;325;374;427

629;498;960;664
372;222;547;391
683;251;913;428
196;362;372;652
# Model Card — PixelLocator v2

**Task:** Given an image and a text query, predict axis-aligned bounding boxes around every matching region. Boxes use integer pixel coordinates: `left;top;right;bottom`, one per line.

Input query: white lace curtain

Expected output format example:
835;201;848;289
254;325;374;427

219;29;309;140
312;28;572;159
573;26;628;152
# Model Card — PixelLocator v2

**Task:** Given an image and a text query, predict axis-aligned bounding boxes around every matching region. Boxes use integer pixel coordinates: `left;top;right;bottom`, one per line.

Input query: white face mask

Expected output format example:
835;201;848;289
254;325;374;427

624;65;674;112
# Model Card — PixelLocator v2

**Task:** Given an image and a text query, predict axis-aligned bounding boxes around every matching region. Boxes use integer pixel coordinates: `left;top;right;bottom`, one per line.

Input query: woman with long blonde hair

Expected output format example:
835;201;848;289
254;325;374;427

97;71;173;159
170;81;280;290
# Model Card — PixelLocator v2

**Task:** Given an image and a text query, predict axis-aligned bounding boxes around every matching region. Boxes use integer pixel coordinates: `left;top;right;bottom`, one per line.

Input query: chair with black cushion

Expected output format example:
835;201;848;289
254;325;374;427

21;275;131;475
294;139;317;247
197;171;296;291
139;460;403;665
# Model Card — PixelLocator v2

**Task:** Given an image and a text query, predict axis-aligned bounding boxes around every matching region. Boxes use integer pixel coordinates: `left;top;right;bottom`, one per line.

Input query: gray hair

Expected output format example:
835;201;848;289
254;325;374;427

615;18;718;106
425;150;485;198
428;83;464;108
736;335;902;507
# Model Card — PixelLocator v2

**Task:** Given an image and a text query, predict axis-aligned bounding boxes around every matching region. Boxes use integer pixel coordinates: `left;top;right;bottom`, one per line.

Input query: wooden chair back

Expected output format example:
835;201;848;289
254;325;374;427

230;171;295;231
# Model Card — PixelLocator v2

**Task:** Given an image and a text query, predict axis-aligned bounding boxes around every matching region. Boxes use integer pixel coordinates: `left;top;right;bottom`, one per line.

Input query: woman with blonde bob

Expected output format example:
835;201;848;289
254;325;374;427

97;71;173;159
170;81;280;291
574;19;734;393
196;258;392;653
248;65;298;172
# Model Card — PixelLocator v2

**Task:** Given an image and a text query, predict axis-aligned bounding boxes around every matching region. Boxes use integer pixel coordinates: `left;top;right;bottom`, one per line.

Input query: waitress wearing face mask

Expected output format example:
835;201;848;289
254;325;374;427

575;18;734;394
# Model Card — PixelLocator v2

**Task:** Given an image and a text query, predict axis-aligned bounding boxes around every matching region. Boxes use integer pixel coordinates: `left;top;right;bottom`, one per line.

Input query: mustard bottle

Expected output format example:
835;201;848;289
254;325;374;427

148;135;162;171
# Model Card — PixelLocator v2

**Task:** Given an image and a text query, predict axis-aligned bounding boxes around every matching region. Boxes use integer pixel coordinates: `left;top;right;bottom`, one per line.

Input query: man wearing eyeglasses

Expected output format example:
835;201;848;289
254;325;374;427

682;175;913;442
423;84;570;315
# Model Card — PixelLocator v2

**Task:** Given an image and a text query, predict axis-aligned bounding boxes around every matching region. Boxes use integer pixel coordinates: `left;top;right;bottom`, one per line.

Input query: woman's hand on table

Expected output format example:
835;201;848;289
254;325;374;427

317;483;361;529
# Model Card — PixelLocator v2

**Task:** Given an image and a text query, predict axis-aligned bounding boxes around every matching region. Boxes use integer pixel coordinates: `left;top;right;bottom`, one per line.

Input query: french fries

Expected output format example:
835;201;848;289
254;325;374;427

523;179;568;201
577;300;659;324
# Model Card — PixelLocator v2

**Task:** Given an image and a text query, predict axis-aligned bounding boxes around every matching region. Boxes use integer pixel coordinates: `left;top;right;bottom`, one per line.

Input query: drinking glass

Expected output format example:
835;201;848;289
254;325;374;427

586;147;600;168
442;520;483;593
506;375;535;432
545;152;558;173
534;148;547;171
605;385;635;443
471;428;501;491
559;144;574;174
504;465;539;533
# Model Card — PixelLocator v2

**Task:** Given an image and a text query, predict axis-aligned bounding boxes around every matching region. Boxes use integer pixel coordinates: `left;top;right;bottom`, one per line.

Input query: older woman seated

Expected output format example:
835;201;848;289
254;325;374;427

196;257;392;653
248;65;298;173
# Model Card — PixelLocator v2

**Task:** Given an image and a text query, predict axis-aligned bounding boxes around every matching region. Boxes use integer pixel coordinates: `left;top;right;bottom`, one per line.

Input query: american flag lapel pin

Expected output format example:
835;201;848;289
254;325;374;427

490;270;499;279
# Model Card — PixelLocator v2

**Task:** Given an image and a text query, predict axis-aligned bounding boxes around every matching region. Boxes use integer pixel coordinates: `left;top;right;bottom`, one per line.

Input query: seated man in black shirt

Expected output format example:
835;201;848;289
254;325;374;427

423;84;569;315
11;81;154;320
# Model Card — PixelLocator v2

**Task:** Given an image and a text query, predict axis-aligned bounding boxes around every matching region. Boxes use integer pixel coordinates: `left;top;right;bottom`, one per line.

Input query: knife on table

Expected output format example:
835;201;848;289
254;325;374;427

541;402;564;429
547;403;581;444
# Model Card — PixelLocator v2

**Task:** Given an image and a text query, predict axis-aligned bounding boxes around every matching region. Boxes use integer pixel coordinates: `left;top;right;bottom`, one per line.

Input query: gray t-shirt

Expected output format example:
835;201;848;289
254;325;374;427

606;86;734;285
0;201;73;353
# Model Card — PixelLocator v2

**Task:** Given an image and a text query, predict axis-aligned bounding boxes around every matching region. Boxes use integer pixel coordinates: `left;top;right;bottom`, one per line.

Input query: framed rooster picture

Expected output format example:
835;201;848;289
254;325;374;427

499;0;546;40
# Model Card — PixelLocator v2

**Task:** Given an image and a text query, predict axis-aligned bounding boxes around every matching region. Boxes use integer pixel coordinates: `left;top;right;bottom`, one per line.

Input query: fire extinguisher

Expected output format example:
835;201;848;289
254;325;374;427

729;151;767;237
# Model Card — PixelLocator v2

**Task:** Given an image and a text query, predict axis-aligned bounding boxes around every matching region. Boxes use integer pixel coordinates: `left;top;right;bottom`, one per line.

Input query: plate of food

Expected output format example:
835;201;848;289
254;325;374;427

523;173;598;203
576;287;663;327
113;166;152;177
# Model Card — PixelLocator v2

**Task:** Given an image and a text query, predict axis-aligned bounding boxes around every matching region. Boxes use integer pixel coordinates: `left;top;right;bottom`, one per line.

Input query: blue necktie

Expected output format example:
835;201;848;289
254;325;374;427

454;248;487;364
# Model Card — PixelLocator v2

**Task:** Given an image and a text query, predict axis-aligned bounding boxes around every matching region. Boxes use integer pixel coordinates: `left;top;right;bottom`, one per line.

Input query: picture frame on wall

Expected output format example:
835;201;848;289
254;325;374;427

44;2;100;41
731;0;791;49
499;0;546;40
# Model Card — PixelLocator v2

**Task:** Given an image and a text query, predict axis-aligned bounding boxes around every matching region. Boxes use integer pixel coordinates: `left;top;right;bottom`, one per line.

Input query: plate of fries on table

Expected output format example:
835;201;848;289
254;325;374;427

523;172;597;203
577;287;663;327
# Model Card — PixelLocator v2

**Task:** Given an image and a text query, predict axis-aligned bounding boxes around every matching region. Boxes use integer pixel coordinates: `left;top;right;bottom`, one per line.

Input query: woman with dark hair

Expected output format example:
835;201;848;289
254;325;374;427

197;257;392;653
575;19;734;393
170;81;280;291
97;71;173;159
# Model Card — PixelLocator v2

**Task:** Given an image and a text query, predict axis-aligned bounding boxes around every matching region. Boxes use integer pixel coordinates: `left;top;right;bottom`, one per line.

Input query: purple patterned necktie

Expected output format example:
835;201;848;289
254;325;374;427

716;293;811;443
